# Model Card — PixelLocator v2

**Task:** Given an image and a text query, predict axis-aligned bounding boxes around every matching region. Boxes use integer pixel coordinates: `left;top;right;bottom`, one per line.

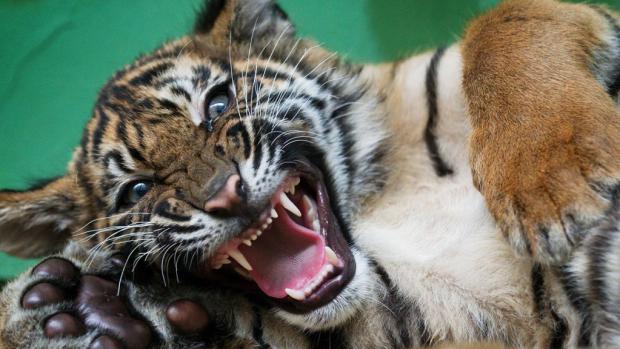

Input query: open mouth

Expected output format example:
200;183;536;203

196;164;355;312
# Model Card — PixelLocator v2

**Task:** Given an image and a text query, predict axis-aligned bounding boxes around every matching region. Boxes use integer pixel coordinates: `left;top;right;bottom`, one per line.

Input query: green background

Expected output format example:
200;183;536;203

2;0;620;280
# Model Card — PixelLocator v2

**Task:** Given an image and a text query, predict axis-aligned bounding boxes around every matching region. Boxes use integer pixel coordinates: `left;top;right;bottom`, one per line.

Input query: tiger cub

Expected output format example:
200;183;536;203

2;0;620;348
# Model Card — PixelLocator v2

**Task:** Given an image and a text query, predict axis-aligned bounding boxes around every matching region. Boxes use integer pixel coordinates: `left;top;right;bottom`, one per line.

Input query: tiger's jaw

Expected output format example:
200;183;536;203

195;163;356;313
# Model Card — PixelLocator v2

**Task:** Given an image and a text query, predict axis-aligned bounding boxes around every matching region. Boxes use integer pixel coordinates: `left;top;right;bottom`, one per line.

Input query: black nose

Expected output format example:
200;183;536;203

203;174;247;217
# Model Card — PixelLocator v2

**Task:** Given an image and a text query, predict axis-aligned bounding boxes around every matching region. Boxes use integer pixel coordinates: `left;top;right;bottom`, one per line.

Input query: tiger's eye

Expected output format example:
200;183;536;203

121;181;152;206
207;93;230;119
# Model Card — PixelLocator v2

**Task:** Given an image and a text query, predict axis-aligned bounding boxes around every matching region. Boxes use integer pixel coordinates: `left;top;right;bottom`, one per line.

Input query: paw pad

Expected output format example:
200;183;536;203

166;299;210;334
22;282;67;309
44;313;85;338
77;275;152;349
32;258;78;283
88;335;124;349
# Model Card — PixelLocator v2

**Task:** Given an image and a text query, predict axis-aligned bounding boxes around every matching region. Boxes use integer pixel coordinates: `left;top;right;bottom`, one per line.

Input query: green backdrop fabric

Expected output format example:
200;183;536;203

1;0;620;279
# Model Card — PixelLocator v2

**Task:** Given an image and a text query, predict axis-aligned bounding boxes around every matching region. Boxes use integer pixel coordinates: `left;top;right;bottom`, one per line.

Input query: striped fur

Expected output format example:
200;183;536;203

3;0;620;348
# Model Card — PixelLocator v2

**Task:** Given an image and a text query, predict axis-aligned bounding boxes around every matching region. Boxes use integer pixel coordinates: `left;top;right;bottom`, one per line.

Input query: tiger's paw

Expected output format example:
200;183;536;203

471;123;620;265
0;251;244;349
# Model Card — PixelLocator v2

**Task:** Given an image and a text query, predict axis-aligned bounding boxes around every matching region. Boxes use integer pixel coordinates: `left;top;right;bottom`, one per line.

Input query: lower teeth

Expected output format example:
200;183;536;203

284;263;335;301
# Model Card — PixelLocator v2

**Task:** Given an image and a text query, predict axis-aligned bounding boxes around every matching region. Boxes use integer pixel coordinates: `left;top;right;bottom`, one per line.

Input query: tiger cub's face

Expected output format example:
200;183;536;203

0;0;385;330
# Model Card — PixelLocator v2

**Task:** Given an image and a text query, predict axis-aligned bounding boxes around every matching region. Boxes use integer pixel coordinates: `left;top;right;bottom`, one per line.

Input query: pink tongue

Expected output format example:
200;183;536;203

239;206;325;298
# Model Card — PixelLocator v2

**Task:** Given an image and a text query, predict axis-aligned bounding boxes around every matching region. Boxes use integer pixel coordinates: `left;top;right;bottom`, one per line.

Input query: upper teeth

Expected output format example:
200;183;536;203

228;248;252;271
302;194;320;233
280;192;301;217
287;177;301;195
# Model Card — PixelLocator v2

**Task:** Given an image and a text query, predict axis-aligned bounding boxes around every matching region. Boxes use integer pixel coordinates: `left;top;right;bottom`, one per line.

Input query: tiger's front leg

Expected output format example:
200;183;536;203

0;243;262;349
462;0;620;264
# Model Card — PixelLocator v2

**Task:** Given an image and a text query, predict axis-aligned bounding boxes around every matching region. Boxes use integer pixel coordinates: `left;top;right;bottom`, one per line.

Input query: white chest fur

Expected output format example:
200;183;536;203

353;45;538;342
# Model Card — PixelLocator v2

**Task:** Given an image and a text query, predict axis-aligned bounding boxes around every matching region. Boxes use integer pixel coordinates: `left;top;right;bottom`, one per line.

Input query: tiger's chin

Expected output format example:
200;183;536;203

191;160;360;321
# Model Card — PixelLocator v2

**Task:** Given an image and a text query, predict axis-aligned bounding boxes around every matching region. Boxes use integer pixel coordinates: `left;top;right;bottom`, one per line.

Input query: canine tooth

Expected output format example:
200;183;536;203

228;249;252;271
242;239;252;247
280;193;301;217
325;247;340;266
294;177;301;185
271;209;278;218
290;185;296;195
285;288;306;301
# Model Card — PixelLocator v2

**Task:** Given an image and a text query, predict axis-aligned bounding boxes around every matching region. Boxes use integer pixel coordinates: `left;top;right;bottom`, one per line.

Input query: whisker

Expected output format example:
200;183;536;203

117;240;151;295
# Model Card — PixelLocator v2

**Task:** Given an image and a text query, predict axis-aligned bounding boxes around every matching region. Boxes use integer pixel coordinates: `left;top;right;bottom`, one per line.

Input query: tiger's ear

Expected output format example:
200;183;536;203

194;0;294;41
0;176;84;258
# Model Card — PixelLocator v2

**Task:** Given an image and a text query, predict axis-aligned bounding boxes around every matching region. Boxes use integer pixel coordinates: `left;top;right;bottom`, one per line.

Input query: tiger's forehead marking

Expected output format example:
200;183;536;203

149;56;231;127
141;54;318;128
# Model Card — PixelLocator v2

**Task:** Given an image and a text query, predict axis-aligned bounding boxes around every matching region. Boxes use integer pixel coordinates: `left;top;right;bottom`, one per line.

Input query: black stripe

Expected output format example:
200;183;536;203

170;85;191;102
593;7;620;97
549;310;569;349
126;145;146;164
251;307;270;349
308;328;348;349
329;100;356;189
77;161;107;211
424;47;453;177
559;266;591;346
265;123;279;164
531;264;569;349
376;265;416;348
227;122;252;159
92;106;110;160
152;224;204;234
257;91;325;112
370;258;426;347
252;119;264;171
132;121;146;149
153;202;192;222
192;65;211;89
157;98;182;114
249;67;295;84
129;62;173;86
103;150;132;174
531;264;546;315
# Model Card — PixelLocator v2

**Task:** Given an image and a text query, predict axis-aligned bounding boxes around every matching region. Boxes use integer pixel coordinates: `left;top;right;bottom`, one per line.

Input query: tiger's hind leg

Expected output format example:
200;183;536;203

0;242;262;349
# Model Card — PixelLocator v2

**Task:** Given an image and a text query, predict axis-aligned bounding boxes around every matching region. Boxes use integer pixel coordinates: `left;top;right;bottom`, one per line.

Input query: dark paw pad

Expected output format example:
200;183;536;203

88;335;125;349
32;258;78;283
77;275;152;349
22;282;67;309
166;299;210;334
44;313;86;338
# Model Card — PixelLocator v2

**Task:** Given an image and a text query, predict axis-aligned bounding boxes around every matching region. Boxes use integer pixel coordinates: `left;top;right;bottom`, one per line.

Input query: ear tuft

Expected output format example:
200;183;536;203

0;176;83;258
194;0;294;40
